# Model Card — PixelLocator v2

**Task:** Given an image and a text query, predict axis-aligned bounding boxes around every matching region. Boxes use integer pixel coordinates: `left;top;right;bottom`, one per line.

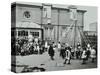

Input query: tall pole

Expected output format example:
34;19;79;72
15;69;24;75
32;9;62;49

57;9;60;42
68;5;77;48
74;20;77;48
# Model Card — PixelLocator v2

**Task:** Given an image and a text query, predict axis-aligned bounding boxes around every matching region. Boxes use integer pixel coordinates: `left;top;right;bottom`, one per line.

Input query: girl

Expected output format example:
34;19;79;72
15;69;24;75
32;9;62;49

81;48;87;64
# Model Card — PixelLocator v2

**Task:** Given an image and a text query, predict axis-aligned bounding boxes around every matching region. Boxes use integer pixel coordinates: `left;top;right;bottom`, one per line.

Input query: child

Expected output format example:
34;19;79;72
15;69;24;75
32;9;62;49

81;48;87;64
90;47;96;63
48;45;55;60
64;46;71;64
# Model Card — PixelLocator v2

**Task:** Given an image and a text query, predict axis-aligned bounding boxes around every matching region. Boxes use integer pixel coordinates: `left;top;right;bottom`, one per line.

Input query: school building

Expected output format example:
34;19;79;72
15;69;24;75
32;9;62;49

11;2;86;46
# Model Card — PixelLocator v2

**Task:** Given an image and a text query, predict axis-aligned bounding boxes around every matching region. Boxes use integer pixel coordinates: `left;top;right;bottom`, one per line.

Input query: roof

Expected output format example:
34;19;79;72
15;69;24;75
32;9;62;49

12;22;41;28
11;2;87;13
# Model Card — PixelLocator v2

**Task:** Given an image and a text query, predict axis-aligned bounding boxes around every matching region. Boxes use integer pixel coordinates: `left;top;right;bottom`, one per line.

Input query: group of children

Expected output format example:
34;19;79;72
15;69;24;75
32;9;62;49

46;42;97;65
12;35;97;65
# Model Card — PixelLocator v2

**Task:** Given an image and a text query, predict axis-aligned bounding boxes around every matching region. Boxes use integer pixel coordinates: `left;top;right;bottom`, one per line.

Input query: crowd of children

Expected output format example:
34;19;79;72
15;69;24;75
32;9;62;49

11;36;97;65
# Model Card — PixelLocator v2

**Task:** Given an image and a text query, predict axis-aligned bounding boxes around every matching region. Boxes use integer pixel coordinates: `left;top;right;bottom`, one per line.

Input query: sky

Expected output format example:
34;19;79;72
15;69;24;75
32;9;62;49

78;6;97;31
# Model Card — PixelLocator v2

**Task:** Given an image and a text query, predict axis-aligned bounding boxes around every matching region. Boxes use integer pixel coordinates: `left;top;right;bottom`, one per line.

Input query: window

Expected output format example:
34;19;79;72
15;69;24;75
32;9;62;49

30;32;39;37
45;27;48;30
18;30;28;36
23;11;31;18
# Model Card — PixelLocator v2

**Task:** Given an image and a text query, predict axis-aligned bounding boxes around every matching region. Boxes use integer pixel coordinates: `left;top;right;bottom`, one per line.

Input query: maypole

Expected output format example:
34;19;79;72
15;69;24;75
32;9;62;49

74;20;77;48
68;5;78;48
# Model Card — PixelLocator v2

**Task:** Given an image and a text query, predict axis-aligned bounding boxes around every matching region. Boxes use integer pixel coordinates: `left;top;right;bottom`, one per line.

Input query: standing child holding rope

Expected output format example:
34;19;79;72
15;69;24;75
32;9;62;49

63;46;71;64
81;47;87;64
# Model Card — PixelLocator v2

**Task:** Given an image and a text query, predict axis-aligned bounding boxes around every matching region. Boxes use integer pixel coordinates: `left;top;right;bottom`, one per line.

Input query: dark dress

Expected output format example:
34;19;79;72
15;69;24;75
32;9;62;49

48;46;55;57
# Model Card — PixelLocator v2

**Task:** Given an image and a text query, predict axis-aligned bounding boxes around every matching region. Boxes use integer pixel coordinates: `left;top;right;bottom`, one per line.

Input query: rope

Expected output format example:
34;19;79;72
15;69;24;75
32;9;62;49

77;26;88;47
77;26;94;47
66;25;74;45
65;21;75;38
79;28;92;44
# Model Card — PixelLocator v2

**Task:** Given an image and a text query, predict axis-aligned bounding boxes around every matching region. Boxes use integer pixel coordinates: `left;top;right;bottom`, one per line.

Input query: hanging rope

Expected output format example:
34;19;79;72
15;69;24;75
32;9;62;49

65;21;75;42
79;28;92;44
77;26;93;47
66;25;75;45
77;26;88;47
78;27;89;45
